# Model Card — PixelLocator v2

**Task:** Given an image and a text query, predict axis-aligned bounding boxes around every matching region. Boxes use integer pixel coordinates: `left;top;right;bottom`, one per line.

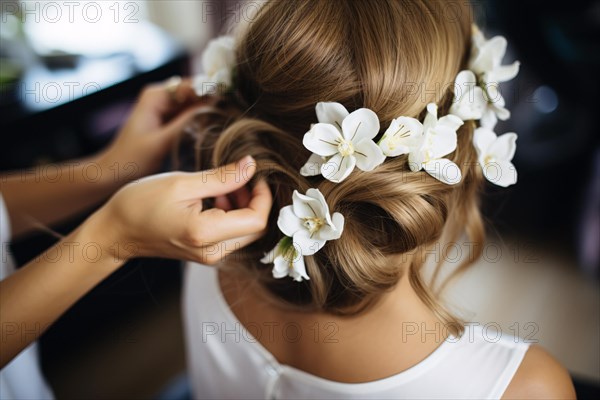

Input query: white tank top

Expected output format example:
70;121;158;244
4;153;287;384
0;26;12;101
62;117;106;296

183;263;530;399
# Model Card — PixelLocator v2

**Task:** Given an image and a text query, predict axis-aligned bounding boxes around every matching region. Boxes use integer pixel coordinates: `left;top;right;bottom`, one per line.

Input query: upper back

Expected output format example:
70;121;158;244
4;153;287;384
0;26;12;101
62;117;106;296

183;263;531;399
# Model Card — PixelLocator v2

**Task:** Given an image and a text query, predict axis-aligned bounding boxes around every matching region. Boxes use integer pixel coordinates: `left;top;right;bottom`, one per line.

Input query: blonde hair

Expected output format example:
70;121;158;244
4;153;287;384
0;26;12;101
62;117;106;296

175;0;484;333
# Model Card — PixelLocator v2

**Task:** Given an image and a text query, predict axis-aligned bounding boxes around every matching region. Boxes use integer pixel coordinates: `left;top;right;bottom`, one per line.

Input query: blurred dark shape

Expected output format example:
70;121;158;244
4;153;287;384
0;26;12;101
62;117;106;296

579;150;600;276
480;0;600;274
40;51;80;70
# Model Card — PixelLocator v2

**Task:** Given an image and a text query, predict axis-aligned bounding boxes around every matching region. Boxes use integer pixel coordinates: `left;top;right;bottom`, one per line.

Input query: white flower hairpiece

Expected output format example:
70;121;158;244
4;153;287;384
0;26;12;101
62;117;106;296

260;237;309;282
451;25;520;130
260;189;344;282
193;36;236;97
407;104;464;185
473;127;518;187
301;103;386;183
300;102;465;185
447;25;520;186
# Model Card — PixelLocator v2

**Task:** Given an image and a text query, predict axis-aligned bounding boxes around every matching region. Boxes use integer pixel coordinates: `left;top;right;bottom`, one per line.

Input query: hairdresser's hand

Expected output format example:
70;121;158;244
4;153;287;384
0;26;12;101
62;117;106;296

84;156;272;264
97;78;203;182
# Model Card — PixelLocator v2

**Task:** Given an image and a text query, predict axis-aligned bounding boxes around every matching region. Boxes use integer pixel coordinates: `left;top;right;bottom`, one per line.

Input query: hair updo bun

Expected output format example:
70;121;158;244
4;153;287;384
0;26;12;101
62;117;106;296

175;0;484;327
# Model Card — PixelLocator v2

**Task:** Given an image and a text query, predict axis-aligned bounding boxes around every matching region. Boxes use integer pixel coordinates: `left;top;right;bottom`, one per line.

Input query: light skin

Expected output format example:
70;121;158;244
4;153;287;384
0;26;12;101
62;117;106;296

0;81;273;369
219;267;576;398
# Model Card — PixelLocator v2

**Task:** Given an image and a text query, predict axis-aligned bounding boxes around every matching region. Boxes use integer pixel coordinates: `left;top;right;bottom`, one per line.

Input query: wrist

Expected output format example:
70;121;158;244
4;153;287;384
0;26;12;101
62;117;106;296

74;208;134;269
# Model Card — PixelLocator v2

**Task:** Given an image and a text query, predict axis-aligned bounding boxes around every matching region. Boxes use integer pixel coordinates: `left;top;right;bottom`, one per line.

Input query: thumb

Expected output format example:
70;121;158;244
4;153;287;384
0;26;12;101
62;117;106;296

184;156;257;198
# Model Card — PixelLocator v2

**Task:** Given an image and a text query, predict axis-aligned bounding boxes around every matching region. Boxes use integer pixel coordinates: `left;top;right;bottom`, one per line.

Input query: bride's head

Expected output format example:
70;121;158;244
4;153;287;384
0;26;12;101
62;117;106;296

177;0;483;324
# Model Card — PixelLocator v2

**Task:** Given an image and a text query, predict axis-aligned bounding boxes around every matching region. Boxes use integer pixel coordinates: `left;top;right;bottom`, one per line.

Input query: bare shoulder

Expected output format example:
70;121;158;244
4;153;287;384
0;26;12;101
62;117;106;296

502;345;576;399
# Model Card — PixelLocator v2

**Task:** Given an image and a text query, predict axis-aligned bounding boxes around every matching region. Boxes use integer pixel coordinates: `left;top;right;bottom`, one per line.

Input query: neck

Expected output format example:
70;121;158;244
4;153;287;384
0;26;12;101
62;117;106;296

329;269;447;342
220;267;450;383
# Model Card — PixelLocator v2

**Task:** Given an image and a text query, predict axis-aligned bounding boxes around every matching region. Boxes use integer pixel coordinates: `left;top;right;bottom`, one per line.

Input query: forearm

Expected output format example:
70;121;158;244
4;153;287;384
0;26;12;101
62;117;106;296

0;217;126;368
0;152;129;238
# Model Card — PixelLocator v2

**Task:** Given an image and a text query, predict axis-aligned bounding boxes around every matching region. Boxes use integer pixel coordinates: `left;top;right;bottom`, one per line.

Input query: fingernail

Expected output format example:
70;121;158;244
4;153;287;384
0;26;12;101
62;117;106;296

240;155;255;165
238;156;256;180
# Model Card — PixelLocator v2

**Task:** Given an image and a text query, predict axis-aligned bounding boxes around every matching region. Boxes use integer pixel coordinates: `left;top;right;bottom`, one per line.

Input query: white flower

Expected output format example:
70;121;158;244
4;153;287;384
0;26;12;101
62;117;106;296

302;105;386;182
300;153;327;177
408;103;464;185
300;102;349;177
378;116;423;157
470;26;520;86
314;101;349;131
277;189;344;256
473;127;518;187
449;70;487;121
193;36;236;97
468;25;520;129
260;237;309;282
480;83;510;129
259;188;344;282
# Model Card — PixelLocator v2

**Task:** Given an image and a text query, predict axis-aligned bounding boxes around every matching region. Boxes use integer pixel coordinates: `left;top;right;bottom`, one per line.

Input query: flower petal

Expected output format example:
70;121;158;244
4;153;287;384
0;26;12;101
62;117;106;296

408;147;426;172
450;82;487;121
353;139;386;171
488;61;520;83
480;109;498;130
192;74;210;97
428;128;458;159
331;212;345;234
379;117;424;156
303;188;331;225
202;36;236;75
316;102;349;130
454;70;478;91
303;123;342;156
341;108;380;142
300;153;326;176
260;245;278;264
305;188;337;229
321;153;356;183
470;36;507;75
484;84;506;108
422;103;438;131
211;68;232;88
292;190;325;219
291;255;310;281
272;256;290;279
482;161;517;187
423;159;462;185
488;132;517;162
437;114;464;134
293;229;326;256
277;205;303;237
473;127;497;156
491;103;511;121
317;212;345;241
305;188;329;213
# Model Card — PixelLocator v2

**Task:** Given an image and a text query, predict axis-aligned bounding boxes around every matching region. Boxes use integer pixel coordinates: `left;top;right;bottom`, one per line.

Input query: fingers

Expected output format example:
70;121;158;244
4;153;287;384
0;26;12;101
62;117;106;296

139;78;205;123
183;181;272;264
189;156;257;198
194;179;272;243
214;195;233;211
214;185;251;212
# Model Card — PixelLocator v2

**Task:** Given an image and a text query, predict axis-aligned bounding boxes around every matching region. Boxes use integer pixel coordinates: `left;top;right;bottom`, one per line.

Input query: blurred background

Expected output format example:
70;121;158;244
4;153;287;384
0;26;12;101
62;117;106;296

0;0;598;398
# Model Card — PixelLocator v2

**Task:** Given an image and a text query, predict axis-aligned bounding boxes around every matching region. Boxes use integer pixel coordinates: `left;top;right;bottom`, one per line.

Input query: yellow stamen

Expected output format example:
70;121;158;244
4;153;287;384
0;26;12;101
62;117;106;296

337;139;354;157
303;217;325;235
